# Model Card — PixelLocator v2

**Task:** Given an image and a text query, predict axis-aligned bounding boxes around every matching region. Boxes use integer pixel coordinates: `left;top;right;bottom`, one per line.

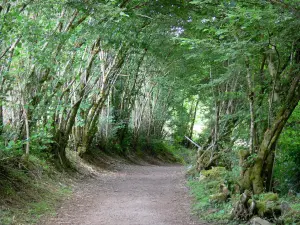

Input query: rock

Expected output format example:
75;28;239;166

250;217;273;225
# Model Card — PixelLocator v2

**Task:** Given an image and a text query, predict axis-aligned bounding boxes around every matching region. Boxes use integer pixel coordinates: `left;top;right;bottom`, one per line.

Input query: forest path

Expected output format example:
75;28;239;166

45;165;207;225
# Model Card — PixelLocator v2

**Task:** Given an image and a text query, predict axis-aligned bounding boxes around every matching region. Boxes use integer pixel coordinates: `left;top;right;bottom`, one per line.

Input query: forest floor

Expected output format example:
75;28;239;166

41;164;208;225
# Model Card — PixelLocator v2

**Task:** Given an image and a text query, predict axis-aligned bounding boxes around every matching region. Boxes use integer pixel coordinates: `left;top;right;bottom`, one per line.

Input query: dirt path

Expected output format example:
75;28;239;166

45;165;207;225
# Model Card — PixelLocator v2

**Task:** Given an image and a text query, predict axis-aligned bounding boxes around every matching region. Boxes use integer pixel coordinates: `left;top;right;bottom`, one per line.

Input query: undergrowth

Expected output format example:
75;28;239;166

187;167;300;225
0;154;72;225
187;166;243;225
280;195;300;224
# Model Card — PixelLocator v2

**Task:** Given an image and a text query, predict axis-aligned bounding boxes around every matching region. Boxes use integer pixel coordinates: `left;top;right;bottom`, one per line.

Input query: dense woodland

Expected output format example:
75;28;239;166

0;0;299;224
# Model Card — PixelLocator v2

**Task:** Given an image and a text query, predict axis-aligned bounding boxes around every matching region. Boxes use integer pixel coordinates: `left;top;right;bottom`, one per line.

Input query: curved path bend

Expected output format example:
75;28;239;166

45;165;207;225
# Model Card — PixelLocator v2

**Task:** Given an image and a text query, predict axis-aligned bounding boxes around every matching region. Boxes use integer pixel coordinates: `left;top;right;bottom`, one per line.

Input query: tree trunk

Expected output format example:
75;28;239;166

23;104;30;156
187;97;200;148
246;60;257;154
241;76;300;194
0;98;3;135
52;130;71;168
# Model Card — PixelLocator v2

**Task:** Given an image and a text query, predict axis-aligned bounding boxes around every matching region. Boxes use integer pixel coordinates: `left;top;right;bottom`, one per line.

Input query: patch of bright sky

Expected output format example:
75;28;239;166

192;104;208;138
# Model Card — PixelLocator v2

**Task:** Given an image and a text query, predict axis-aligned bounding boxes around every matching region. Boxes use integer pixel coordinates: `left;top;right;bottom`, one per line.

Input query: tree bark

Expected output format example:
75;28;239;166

241;75;300;194
246;60;256;154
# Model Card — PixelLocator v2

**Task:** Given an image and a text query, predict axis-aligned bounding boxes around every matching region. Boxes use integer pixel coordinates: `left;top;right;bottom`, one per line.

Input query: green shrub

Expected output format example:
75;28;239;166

188;179;235;224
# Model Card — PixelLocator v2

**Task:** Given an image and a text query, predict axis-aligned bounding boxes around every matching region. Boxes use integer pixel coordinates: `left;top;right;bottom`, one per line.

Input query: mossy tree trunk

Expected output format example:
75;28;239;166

241;75;300;194
52;130;71;168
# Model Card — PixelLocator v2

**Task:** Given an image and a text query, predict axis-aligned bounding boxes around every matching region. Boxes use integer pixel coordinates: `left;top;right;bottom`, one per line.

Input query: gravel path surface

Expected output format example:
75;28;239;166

45;165;208;225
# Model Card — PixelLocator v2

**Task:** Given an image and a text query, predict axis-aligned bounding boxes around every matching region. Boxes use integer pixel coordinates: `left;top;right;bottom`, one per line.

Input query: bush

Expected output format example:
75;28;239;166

188;167;243;224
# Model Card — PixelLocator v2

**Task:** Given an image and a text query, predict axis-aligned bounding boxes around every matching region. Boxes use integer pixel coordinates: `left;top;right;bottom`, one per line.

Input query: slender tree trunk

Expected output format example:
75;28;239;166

23;104;30;156
0;66;4;135
246;60;256;154
188;97;200;141
0;95;3;135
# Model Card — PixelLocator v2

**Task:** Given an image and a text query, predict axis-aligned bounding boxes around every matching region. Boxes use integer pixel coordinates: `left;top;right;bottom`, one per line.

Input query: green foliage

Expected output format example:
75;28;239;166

282;210;300;225
0;0;191;162
0;0;299;224
275;104;300;194
30;128;54;156
0;140;24;158
188;179;234;224
277;196;300;225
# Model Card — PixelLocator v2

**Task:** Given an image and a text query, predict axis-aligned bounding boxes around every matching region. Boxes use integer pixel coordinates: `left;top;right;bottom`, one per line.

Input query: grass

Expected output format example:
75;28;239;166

0;155;73;225
186;165;248;225
188;179;241;225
